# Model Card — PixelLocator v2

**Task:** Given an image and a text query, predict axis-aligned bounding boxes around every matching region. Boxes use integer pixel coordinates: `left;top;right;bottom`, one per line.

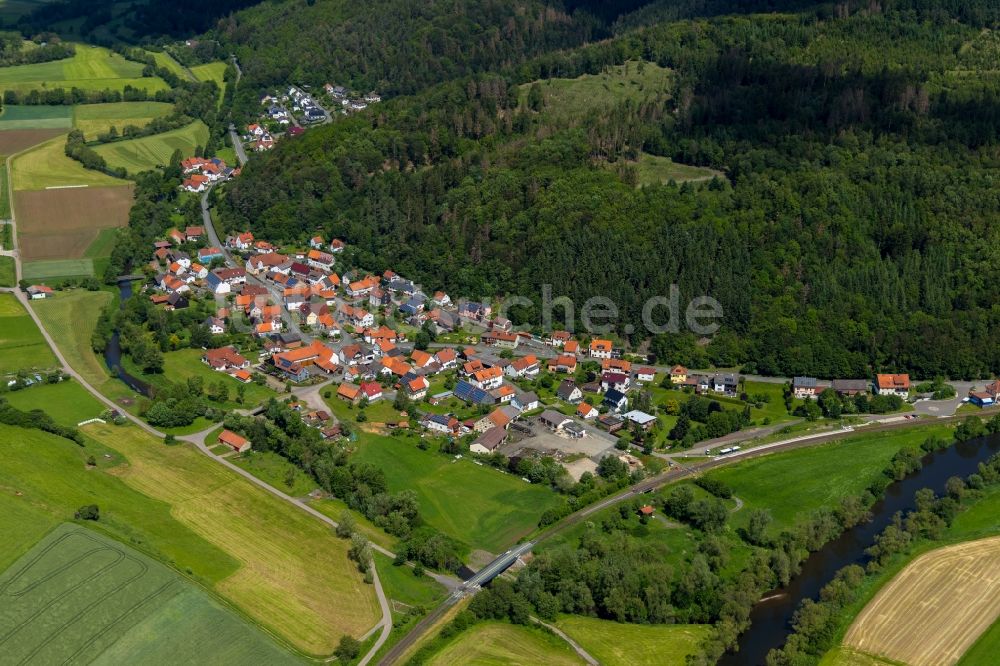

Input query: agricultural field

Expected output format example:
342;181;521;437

22;258;96;280
0;104;73;130
0;524;297;665
11;135;126;189
555;616;711;666
0;255;14;286
0;292;57;374
73;101;174;139
706;424;953;536
518;60;673;125
94;120;209;174
843;536;1000;666
352;433;563;553
125;348;276;410
0;44;169;94
15;184;133;261
960;617;1000;665
0;127;65;154
426;621;584;666
82;421;380;654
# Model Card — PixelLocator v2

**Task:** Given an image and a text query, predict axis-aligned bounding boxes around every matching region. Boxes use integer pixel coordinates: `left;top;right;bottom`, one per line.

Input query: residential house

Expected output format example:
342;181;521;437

432;291;451;307
636;367;656;383
793;376;820;400
185;226;205;241
623;410;657;431
204;317;225;335
434;348;458;369
601;372;631;393
202;346;250;371
576;402;597;419
218;430;251;453
469;367;504;391
710;373;738;396
669;365;689;384
307;249;335;271
555;381;582;405
197;247;224;263
227;232;254;251
337;383;361;404
602;358;632;375
547;354;578;374
505;355;540;379
603;389;629;413
875;374;910;397
512;391;540;412
547;331;571;347
470;426;507;455
564;340;580;355
424;413;459;435
404;376;430;400
590;339;613;359
360;382;383;402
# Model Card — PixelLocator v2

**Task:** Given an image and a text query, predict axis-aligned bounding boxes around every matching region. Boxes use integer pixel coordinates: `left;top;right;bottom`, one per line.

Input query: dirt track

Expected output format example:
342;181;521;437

843;536;1000;666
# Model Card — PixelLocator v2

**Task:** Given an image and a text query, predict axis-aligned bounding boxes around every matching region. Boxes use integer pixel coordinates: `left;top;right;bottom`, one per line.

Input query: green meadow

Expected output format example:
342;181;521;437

556;616;710;666
352;433;563;553
0;44;169;94
0;292;57;374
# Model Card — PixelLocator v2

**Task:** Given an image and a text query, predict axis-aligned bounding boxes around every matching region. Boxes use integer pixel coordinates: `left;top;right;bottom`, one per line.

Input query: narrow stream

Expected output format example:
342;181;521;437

102;279;153;397
721;432;1000;665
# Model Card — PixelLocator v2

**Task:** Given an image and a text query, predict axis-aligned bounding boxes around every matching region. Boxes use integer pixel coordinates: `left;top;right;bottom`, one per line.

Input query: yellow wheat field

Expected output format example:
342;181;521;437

843;536;1000;666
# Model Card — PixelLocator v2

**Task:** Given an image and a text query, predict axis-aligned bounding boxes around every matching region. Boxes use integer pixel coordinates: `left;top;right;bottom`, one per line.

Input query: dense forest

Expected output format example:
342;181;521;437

215;2;1000;380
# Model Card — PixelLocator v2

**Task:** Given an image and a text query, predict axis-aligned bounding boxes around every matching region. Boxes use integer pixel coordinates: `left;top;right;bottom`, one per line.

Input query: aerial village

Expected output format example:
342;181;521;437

143;218;997;477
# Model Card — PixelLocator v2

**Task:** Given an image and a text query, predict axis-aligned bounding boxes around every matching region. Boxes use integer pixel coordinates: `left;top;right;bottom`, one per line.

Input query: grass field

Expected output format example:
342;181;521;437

4;379;106;425
82;421;380;653
843;536;1000;666
231;450;318;497
0;255;13;286
94;120;209;174
12;135;126;190
147;49;193;80
0;292;57;374
352;434;563;553
0;104;73;130
73;101;174;139
84;226;119;259
0;524;297;665
705;424;953;535
127;348;276;410
374;552;447;611
518;60;672;124
191;61;227;106
22;258;94;280
555;616;710;666
15;184;133;260
427;621;584;666
26;288;138;405
625;152;724;186
820;647;899;666
0;44;169;94
310;496;398;551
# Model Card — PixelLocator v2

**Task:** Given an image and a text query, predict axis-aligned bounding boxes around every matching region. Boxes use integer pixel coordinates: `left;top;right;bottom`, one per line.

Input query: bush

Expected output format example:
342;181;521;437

75;504;100;521
334;636;360;662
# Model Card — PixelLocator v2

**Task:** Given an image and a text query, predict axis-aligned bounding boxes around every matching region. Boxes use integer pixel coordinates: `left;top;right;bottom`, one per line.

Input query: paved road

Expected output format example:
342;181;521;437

227;125;248;166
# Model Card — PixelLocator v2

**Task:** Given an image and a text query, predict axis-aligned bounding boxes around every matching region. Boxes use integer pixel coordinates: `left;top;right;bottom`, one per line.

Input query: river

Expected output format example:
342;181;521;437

102;279;153;397
721;432;1000;665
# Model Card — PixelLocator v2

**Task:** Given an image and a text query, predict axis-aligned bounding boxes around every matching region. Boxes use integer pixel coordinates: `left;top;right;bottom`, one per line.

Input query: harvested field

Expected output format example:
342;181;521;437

843;536;1000;666
16;185;133;260
0;127;65;155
